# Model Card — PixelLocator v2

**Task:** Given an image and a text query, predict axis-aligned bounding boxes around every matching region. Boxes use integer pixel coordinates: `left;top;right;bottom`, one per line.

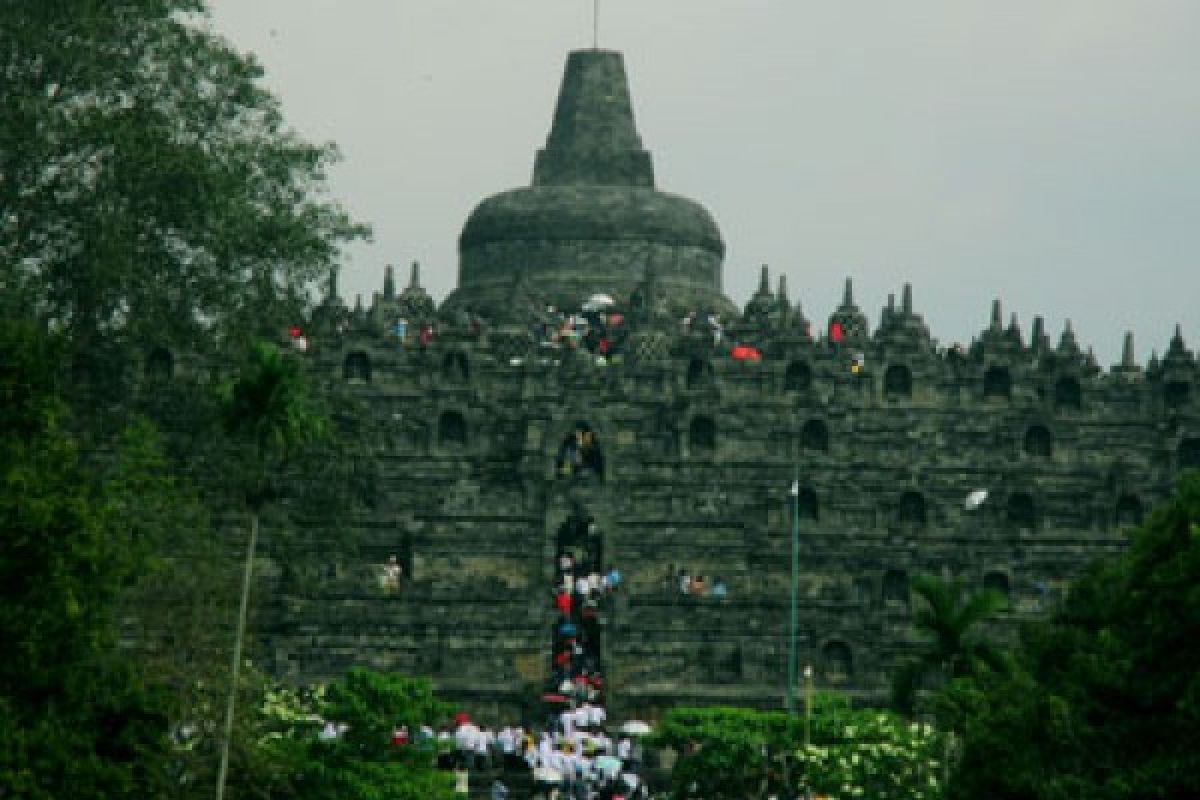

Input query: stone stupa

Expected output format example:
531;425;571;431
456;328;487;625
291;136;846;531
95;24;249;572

443;49;736;318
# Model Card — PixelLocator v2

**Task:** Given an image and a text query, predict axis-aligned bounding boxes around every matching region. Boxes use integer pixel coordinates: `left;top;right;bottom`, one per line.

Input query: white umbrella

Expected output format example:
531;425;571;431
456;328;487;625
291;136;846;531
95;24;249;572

582;293;615;311
533;766;563;784
964;489;989;511
620;720;652;736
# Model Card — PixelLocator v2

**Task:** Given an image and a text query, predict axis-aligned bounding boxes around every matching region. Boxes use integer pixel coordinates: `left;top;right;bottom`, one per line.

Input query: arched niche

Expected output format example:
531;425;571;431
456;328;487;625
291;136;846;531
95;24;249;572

822;640;854;684
145;346;174;380
689;416;716;453
1180;438;1200;471
796;487;818;521
1164;380;1191;411
1054;375;1082;411
983;365;1011;399
800;419;829;453
982;570;1010;601
437;410;466;448
882;569;908;608
344;351;372;383
883;364;913;400
686;358;714;390
1114;493;1143;527
1024;425;1053;458
1007;492;1036;530
784;360;813;392
898;491;927;529
442;350;470;383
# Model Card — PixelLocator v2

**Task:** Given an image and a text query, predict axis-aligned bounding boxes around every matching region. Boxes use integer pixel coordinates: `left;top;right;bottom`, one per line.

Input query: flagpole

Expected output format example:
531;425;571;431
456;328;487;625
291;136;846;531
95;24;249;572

593;0;599;49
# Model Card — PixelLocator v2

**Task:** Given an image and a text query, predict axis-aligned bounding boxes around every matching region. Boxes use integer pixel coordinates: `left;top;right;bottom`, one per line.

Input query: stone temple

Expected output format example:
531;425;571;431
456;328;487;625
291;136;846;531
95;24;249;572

145;50;1200;720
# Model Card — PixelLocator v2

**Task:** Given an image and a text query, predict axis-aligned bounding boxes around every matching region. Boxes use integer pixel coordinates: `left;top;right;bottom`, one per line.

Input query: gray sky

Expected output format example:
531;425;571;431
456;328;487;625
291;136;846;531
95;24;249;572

206;0;1200;364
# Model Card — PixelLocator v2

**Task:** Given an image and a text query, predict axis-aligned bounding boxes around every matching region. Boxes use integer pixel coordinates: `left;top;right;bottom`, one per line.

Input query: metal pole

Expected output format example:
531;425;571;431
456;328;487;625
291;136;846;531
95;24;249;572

593;0;598;49
215;511;258;800
804;664;814;747
786;479;799;714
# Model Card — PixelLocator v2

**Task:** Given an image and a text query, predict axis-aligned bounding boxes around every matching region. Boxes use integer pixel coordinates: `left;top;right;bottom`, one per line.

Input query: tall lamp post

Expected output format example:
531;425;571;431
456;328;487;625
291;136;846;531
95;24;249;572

804;664;814;747
786;479;800;714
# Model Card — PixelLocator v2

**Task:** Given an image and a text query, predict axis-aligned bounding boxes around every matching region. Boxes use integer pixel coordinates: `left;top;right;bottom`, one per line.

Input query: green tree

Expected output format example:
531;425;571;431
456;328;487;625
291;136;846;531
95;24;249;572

891;574;1009;720
0;0;367;396
654;699;945;800
214;339;327;800
260;669;455;800
0;321;178;798
944;474;1200;800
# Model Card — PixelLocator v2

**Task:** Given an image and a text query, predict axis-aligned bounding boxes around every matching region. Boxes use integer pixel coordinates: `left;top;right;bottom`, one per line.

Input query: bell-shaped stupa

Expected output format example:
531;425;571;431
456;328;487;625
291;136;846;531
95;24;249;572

444;50;735;317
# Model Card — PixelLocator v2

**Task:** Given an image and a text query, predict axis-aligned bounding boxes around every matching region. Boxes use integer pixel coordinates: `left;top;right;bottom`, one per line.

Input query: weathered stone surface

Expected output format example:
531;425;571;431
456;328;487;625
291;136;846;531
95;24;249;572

146;48;1200;726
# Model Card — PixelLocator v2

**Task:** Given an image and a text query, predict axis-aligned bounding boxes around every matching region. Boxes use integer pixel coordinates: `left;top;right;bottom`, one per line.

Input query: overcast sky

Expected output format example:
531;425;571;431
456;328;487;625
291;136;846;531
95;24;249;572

206;0;1199;364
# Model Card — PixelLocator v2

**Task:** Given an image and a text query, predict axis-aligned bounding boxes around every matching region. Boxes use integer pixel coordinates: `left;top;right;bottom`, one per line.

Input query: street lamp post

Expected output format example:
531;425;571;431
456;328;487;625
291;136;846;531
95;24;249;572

804;664;814;747
786;479;799;715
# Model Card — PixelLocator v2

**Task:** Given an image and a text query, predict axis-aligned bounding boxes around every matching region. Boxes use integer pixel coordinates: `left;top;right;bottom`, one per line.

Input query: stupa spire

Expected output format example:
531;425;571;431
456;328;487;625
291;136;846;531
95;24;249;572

408;260;422;290
1121;332;1136;368
902;283;913;314
327;267;339;301
843;277;855;307
533;50;654;187
383;264;396;300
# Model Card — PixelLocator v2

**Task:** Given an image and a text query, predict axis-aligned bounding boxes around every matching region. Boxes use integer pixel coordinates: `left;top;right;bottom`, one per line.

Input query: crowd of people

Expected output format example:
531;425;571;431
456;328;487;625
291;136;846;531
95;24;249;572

666;565;729;600
532;300;630;365
328;512;651;798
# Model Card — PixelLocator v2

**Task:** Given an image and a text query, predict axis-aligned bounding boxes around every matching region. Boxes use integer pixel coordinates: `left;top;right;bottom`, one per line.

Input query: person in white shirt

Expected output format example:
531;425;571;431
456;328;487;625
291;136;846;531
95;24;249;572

573;704;590;731
616;737;632;761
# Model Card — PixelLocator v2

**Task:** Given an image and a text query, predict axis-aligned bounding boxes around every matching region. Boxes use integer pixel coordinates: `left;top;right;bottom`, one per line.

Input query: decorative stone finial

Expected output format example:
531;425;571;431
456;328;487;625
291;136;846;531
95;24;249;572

327;267;339;301
1059;319;1078;353
887;293;895;311
383;264;396;300
1031;315;1047;350
758;264;770;295
533;50;654;187
902;283;913;314
990;298;1002;331
843;277;855;307
408;260;422;290
776;274;789;307
1121;332;1136;368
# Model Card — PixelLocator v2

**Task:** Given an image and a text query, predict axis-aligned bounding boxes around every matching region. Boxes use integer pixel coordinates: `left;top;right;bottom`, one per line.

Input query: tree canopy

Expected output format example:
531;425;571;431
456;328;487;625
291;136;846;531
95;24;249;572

944;473;1200;799
654;699;945;800
0;0;367;387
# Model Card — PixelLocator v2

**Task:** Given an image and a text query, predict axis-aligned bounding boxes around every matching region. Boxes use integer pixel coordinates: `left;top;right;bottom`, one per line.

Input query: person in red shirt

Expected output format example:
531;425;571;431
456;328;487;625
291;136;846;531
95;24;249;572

555;590;572;617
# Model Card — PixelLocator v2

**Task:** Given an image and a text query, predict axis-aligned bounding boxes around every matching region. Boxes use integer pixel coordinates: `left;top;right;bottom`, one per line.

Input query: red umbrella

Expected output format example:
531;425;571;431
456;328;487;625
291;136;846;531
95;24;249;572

453;711;470;726
730;345;762;362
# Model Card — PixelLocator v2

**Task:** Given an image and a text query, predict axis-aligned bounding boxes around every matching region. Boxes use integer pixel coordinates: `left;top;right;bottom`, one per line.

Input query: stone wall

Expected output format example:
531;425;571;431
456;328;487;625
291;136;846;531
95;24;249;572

209;309;1199;724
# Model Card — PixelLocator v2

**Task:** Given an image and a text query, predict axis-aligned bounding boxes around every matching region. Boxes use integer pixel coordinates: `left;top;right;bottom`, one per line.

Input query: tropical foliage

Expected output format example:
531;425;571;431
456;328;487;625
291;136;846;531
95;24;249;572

654;698;946;800
891;574;1009;721
0;0;367;392
0;321;175;798
942;473;1200;799
260;669;456;800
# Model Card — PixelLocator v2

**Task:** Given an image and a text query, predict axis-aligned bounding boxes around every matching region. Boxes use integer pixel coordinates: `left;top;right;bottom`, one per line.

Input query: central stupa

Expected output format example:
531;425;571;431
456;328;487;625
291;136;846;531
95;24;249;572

443;50;735;318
